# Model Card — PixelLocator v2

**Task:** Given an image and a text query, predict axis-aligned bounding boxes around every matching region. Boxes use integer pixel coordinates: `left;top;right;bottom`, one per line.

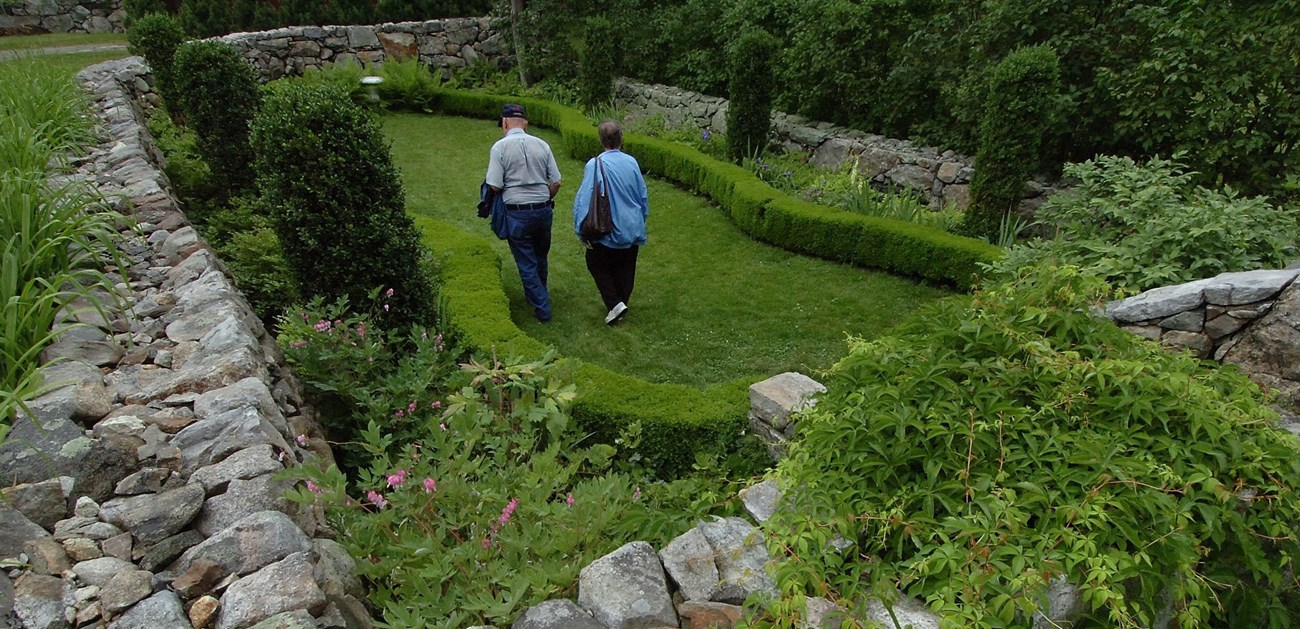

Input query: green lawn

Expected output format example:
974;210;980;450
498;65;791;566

386;113;954;386
0;32;127;51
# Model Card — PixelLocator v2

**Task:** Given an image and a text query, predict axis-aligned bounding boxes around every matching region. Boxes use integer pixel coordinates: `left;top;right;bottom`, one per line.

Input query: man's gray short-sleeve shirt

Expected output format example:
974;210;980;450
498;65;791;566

486;128;561;204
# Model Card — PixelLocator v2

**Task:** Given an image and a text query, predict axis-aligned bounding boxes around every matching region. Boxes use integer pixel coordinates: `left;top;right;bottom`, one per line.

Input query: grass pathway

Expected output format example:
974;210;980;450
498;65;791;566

389;113;954;386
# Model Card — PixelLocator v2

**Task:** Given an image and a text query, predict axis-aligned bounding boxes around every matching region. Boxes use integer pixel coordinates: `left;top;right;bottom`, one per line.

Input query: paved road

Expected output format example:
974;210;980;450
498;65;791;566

0;42;128;61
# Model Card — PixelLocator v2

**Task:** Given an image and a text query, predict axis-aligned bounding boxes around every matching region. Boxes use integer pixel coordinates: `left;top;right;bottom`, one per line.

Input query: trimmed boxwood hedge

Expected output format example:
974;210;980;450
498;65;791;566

413;88;1000;473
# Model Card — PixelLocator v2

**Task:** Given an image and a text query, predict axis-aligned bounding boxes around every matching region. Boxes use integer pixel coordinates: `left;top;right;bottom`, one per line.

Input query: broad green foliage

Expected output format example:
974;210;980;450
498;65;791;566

576;15;615;110
991;156;1300;296
250;82;436;330
171;41;260;196
762;264;1300;627
964;44;1061;240
724;28;776;162
278;303;732;625
126;13;187;110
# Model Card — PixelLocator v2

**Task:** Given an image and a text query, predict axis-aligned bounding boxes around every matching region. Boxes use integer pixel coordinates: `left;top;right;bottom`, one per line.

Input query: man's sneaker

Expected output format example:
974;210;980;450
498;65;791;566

604;302;628;325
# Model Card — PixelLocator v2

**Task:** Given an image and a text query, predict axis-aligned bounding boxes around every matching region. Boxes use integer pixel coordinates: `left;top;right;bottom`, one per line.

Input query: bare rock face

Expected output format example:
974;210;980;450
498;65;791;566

578;541;677;629
172;511;311;581
1222;282;1300;407
511;599;606;629
0;503;51;561
696;517;778;605
215;552;327;629
658;527;718;602
99;482;206;544
108;591;190;629
13;574;73;629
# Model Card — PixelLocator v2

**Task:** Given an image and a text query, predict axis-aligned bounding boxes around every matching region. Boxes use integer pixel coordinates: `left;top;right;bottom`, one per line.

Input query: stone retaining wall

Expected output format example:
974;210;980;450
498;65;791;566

0;57;371;629
1104;268;1300;423
614;80;1060;212
215;18;509;81
0;0;123;35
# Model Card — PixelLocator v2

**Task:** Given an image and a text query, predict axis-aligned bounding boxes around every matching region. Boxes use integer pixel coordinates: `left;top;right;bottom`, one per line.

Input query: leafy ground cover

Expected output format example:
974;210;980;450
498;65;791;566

386;113;953;386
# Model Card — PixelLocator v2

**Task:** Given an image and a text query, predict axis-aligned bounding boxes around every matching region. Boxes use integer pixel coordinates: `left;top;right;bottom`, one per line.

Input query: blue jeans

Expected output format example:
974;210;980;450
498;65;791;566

505;206;553;321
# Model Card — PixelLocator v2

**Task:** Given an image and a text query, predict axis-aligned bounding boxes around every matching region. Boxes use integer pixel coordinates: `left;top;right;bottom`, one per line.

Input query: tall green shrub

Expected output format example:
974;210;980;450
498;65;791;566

123;0;171;24
171;40;261;197
725;28;777;162
249;83;435;330
964;44;1061;241
126;12;187;108
577;15;616;110
177;0;229;37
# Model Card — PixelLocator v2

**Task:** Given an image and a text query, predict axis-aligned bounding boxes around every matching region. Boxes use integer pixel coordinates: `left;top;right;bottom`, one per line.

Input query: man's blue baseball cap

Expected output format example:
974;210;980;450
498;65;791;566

501;103;527;124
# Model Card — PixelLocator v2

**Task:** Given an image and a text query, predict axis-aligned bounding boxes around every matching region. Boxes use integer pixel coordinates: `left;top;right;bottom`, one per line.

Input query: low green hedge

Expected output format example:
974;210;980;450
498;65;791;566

418;89;999;473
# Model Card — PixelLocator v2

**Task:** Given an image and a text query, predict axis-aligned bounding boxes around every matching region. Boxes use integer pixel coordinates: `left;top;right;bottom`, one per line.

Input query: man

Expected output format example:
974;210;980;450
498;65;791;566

573;120;649;325
485;103;562;322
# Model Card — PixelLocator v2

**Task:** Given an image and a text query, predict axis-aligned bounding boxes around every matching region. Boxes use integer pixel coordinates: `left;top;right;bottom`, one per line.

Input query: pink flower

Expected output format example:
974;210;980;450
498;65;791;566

421;330;428;340
434;333;443;344
423;478;437;493
482;537;492;550
499;498;519;525
314;320;332;332
386;473;406;488
383;304;390;312
355;324;366;338
407;401;417;414
438;422;447;431
394;409;404;418
431;401;442;410
385;288;395;298
306;480;324;495
566;493;575;507
290;340;307;349
295;434;307;446
367;490;388;509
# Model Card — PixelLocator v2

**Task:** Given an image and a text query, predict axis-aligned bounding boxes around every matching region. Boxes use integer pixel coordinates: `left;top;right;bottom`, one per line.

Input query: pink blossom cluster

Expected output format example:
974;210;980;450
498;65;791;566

482;498;520;549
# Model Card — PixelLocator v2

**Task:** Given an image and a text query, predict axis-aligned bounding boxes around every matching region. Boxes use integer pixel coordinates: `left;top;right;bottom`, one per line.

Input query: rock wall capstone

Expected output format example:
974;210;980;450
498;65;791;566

614;79;1060;213
0;57;372;628
215;18;509;81
0;0;123;35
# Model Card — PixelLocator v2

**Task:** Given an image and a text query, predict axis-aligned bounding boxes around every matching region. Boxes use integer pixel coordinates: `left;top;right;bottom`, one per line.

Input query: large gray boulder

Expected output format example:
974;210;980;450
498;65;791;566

170;405;291;473
511;599;605;629
108;590;190;628
216;552;327;629
99;482;205;544
1222;281;1300;406
0;502;53;560
578;541;677;628
1105;279;1211;323
659;527;718;602
697;517;777;604
12;574;72;629
172;511;310;580
194;474;291;536
189;444;284;494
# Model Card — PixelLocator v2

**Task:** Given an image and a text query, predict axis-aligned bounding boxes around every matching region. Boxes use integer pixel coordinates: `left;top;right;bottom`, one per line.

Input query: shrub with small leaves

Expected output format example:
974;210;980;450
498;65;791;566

171;40;260;196
758;263;1300;628
250;82;436;330
964;44;1062;240
725;28;777;162
126;12;187;108
577;15;616;111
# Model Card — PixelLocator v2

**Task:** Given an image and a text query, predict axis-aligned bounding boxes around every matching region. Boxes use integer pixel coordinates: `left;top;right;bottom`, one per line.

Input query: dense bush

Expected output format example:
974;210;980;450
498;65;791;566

759;264;1300;627
991;155;1300;296
171;41;260;196
964;44;1061;240
576;15;615;110
126;13;187;110
122;0;171;24
277;302;733;624
724;28;776;162
150;0;492;36
250;83;436;330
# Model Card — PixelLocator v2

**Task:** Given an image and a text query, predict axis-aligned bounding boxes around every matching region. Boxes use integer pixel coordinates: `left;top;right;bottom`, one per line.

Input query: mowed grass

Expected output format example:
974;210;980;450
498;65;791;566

0;32;127;51
386;113;953;386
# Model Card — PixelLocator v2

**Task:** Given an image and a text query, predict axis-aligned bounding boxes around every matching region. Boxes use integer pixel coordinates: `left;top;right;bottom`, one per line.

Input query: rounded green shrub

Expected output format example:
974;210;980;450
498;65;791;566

171;40;261;197
249;82;436;330
577;15;616;111
725;28;777;162
964;44;1062;241
126;12;187;107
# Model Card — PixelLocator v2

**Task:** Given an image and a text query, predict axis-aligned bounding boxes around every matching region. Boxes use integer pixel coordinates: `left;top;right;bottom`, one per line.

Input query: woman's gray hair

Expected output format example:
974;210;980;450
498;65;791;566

598;119;623;149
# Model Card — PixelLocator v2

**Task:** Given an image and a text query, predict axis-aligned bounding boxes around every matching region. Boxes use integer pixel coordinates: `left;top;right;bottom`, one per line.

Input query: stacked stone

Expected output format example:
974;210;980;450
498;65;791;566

0;0;123;35
216;19;508;81
0;57;371;629
1105;268;1300;413
614;79;1060;213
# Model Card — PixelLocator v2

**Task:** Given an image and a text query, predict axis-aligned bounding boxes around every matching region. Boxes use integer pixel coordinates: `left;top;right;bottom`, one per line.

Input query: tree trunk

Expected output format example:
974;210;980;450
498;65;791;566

510;0;532;87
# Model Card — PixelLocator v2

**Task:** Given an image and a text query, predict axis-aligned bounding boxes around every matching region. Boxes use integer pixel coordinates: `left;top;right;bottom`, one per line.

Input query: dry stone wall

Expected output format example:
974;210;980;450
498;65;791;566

0;0;123;35
215;18;508;81
614;79;1060;213
0;57;372;629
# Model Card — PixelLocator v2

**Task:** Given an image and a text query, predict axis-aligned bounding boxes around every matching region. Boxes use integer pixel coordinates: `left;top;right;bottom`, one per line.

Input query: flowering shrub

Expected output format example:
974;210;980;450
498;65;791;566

279;298;735;625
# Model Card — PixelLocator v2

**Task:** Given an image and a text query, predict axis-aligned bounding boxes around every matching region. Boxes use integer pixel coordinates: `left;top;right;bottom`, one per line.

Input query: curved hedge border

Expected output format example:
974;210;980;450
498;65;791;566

416;89;1001;474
